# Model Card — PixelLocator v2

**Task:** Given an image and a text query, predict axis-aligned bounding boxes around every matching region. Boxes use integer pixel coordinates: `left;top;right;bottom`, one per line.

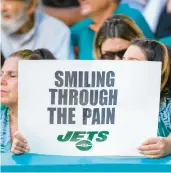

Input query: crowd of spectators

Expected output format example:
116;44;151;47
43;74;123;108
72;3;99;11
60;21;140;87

1;0;171;158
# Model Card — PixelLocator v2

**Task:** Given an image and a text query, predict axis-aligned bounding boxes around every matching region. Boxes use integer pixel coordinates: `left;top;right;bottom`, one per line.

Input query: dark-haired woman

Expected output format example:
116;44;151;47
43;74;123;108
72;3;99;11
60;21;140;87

123;39;171;158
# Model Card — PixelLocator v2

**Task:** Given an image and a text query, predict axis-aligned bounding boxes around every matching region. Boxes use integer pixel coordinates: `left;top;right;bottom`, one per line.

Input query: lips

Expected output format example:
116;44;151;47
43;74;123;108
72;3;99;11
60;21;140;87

0;90;8;97
2;15;11;20
1;12;11;20
0;90;7;94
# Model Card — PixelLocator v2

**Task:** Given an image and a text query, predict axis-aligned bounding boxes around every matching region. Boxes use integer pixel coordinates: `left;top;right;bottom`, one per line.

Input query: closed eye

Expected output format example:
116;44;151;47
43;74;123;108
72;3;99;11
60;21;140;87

10;73;18;78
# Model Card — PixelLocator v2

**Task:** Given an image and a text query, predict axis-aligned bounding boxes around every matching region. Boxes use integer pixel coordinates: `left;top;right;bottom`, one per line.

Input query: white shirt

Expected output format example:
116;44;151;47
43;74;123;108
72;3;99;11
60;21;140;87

1;9;75;60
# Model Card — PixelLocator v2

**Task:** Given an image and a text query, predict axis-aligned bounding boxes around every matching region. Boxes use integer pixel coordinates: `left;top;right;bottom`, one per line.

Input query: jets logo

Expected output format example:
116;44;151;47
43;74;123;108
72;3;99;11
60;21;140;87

57;131;109;151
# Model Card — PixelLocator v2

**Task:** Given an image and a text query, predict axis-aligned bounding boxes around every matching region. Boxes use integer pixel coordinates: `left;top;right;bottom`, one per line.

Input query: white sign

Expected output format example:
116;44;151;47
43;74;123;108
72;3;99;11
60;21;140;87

18;60;161;156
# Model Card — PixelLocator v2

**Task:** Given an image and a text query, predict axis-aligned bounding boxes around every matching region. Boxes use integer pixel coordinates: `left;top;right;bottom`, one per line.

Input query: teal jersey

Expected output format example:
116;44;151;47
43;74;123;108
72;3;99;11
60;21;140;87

71;4;154;60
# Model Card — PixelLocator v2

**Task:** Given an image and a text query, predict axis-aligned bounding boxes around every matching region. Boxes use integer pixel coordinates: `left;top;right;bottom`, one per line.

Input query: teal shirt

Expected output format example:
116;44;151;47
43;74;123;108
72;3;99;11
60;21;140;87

158;98;171;137
71;4;155;60
159;36;171;47
0;105;10;153
1;98;171;152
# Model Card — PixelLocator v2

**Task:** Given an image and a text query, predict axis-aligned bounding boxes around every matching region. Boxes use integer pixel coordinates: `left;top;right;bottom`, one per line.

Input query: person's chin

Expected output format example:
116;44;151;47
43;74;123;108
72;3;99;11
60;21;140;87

1;25;16;35
80;8;92;16
1;100;10;106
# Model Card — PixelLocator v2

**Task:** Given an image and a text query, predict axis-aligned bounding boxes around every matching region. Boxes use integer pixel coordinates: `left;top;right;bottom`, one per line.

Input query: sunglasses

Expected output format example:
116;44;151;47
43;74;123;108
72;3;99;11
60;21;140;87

101;49;127;60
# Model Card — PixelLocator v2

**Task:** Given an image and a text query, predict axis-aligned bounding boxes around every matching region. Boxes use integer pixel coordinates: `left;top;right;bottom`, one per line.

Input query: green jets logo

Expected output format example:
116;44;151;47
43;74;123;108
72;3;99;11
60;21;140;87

57;131;109;151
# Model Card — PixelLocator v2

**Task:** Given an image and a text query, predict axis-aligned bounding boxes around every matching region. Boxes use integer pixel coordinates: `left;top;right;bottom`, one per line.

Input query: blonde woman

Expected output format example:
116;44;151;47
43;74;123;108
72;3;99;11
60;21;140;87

0;49;55;153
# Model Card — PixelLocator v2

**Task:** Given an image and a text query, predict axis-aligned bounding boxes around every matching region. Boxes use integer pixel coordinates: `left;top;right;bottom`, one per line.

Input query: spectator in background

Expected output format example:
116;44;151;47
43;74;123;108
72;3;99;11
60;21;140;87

42;0;84;26
121;0;167;37
155;0;171;41
121;0;148;12
143;0;171;40
71;0;154;60
156;0;171;47
94;15;144;60
121;0;171;47
1;0;74;60
0;49;56;153
143;0;167;34
123;39;171;158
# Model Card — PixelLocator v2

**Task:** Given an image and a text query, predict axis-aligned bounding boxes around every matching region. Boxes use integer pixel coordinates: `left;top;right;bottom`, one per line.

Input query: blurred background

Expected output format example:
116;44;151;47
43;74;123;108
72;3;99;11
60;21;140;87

1;0;171;65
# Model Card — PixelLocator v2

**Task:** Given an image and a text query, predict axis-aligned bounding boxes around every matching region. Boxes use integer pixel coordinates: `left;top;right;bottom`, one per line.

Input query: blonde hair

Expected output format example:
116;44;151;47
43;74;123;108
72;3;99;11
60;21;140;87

94;14;144;59
9;49;41;60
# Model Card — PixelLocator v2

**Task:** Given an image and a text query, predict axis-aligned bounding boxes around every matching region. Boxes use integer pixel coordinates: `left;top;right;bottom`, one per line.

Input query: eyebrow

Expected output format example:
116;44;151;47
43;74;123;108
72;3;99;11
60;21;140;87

1;71;18;73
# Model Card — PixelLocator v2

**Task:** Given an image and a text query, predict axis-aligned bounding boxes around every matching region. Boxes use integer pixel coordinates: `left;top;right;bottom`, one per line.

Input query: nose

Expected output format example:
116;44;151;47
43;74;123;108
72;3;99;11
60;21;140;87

0;74;8;86
1;0;11;15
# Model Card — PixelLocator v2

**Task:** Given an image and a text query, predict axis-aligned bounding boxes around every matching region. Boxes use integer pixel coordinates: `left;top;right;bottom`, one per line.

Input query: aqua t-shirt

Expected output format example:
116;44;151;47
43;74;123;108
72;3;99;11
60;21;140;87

71;4;155;60
0;105;10;153
158;97;171;137
159;36;171;47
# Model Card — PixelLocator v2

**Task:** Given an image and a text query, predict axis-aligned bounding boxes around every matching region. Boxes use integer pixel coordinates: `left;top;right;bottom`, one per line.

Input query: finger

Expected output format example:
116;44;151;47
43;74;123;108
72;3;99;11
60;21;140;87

13;138;28;148
138;144;159;151
14;131;27;143
141;138;159;146
11;148;24;155
139;150;160;155
14;146;29;153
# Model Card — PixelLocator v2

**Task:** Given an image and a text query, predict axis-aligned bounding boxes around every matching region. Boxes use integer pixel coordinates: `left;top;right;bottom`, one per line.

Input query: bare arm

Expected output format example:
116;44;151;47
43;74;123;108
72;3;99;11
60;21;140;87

43;6;85;26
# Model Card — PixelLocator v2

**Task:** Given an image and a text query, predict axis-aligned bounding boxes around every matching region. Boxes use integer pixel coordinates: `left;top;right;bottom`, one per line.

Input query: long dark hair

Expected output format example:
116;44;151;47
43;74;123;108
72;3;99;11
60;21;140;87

131;39;171;100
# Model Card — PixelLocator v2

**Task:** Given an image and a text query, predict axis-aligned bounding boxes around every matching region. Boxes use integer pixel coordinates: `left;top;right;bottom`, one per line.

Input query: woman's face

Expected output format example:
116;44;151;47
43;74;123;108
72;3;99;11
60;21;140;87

123;45;147;61
0;57;19;106
101;38;130;60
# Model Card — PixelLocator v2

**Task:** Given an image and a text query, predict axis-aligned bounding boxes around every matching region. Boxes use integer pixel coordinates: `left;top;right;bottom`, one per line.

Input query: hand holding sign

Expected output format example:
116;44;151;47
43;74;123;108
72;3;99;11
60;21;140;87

11;131;29;154
138;136;171;158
